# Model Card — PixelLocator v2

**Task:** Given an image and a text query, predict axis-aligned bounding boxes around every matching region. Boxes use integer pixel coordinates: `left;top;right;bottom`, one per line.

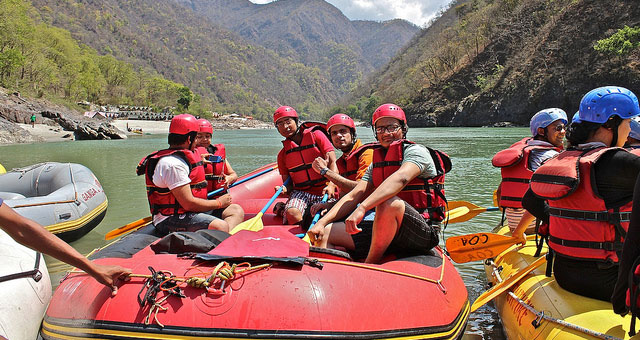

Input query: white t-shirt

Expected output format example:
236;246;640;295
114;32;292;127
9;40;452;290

151;155;191;224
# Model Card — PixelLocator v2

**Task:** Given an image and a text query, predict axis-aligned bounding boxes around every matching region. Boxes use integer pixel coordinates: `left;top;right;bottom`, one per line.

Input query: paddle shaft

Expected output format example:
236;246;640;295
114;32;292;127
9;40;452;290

207;166;276;198
260;177;291;215
302;193;328;244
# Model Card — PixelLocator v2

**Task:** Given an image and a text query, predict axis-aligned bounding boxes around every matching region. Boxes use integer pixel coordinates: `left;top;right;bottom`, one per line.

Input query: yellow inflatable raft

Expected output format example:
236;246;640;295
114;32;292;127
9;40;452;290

483;226;637;340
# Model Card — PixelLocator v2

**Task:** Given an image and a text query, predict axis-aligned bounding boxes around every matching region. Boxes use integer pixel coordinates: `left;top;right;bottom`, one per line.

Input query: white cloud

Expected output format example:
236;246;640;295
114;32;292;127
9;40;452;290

248;0;454;27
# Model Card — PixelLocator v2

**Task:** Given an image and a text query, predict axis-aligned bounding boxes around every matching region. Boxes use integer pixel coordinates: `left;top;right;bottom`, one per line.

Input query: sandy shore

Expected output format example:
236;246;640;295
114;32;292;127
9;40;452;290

16;123;73;142
111;120;171;135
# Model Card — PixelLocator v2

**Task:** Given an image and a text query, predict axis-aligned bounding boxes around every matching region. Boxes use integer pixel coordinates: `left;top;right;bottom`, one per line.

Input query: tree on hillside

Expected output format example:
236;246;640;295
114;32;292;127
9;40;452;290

177;86;193;111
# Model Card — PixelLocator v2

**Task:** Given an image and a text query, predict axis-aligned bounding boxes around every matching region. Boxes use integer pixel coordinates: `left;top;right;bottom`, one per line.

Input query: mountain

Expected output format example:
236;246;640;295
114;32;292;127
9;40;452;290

175;0;419;92
28;0;419;120
351;0;640;127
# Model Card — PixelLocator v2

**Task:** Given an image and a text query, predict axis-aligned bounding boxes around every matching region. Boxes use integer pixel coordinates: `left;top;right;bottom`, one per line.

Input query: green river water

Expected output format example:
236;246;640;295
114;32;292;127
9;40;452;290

1;126;530;339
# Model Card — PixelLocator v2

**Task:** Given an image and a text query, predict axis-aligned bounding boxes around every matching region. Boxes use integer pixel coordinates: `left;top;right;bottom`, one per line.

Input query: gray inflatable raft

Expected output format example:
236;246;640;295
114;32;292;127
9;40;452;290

0;162;108;242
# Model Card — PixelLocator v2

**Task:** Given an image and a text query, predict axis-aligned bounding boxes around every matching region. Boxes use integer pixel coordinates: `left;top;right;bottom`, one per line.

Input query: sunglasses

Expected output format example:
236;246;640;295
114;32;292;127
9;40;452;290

551;124;566;132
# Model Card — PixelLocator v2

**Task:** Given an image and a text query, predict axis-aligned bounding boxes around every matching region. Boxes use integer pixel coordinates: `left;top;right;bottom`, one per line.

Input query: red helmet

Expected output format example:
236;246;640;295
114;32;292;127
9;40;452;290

169;114;198;134
197;118;213;134
273;106;298;124
327;113;355;133
372;103;406;126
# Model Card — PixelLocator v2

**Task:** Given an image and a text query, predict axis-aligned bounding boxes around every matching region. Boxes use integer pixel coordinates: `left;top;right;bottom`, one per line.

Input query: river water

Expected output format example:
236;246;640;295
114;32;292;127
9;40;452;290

0;126;530;339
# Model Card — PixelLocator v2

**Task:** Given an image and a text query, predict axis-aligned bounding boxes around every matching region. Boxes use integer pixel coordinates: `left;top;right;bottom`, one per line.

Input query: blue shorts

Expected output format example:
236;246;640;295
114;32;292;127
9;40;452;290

154;212;220;235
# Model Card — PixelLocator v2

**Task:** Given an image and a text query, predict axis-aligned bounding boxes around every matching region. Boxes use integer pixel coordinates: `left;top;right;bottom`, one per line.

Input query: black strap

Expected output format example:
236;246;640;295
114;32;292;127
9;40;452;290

0;252;43;283
530;173;577;186
549;207;631;223
548;235;619;251
372;160;401;168
289;163;313;173
502;177;530;183
500;195;522;203
545;251;554;277
285;143;318;154
293;178;326;189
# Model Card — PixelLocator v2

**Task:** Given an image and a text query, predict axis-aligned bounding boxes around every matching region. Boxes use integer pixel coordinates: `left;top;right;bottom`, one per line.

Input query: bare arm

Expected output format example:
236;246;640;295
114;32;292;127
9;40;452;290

0;203;131;295
312;156;358;193
171;184;229;210
511;210;535;245
223;160;238;186
358;161;421;211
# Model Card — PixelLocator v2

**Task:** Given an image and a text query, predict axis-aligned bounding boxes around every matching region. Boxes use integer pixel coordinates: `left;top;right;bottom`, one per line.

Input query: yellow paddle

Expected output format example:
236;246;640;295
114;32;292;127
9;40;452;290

104;216;152;240
470;256;546;312
229;178;291;235
445;201;500;224
445;232;530;263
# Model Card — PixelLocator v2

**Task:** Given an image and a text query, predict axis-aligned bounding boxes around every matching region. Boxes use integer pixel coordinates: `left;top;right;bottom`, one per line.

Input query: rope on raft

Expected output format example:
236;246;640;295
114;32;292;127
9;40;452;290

132;261;272;327
487;258;623;340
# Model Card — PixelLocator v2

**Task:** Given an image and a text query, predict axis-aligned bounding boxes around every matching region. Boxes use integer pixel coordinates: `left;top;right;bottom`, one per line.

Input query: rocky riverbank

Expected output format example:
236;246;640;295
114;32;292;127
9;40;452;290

0;87;272;145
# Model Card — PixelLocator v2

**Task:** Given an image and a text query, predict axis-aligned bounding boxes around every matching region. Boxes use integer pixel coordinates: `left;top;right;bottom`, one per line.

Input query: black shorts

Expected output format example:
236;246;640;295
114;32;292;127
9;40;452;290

350;201;439;260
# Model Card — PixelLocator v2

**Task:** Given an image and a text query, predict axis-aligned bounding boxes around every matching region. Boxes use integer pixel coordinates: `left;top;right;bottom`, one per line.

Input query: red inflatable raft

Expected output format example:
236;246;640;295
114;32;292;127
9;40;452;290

41;164;469;340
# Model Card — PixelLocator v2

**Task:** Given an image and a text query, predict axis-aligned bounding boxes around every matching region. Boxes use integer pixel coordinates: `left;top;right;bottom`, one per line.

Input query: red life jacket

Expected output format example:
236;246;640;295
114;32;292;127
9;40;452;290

626;145;640;156
370;140;452;222
336;139;375;181
195;144;226;192
492;137;560;208
136;149;208;216
530;147;631;263
282;123;329;195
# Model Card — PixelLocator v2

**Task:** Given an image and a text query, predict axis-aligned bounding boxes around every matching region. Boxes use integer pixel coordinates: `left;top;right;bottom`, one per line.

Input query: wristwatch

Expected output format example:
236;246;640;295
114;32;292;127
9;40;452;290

320;168;329;176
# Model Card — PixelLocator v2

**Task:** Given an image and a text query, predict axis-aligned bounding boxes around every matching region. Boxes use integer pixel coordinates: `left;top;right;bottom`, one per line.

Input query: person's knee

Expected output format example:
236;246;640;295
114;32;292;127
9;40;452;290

224;204;244;218
285;208;303;224
375;198;405;219
208;218;229;233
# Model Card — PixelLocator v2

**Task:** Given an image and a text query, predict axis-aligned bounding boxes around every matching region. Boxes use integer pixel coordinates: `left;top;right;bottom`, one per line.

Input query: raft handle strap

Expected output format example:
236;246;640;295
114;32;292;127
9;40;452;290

0;252;42;283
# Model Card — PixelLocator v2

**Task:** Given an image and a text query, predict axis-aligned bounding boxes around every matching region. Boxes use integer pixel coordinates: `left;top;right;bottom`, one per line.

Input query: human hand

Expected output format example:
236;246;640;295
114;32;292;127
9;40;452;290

225;174;237;188
201;153;212;163
275;185;288;194
345;206;365;234
310;202;330;216
308;221;326;245
312;157;328;174
323;184;336;198
512;232;526;247
217;194;233;209
90;264;132;296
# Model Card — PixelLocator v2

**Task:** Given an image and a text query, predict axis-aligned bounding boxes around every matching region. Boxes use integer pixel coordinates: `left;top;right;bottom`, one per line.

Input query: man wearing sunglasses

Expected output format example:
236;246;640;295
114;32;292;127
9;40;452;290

308;104;450;263
492;108;568;233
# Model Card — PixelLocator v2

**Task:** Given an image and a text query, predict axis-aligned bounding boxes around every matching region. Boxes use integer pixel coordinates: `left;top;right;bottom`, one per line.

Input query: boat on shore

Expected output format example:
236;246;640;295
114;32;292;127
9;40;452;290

483;225;635;339
0;228;52;340
0;162;108;242
41;164;469;340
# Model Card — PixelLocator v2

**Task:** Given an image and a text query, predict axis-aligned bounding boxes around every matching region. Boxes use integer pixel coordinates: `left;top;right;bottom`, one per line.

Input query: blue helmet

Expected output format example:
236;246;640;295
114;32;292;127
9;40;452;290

530;108;568;136
630;118;640;140
571;111;581;124
578;86;640;124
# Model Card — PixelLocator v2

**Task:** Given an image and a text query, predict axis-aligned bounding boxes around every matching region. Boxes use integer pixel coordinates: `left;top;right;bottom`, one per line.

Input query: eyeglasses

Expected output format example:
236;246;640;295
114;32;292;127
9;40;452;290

552;124;566;132
375;124;402;134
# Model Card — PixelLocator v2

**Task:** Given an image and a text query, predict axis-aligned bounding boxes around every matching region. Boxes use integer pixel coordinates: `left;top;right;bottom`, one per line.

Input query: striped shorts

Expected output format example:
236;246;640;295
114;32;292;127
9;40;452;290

505;207;536;233
284;190;328;224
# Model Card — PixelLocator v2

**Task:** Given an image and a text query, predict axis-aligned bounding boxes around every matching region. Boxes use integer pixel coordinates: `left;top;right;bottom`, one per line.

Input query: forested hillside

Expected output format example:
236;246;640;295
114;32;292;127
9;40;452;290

14;0;418;121
0;0;191;112
347;0;640;127
175;0;419;95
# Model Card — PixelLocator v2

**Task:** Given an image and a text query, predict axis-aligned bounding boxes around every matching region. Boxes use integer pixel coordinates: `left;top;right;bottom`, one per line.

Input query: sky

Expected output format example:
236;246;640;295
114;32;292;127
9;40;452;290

247;0;454;27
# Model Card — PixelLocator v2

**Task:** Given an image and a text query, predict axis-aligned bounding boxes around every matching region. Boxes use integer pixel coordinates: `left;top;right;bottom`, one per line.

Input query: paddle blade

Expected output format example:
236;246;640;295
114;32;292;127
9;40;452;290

229;212;264;235
471;256;546;312
445;232;519;263
105;216;152;240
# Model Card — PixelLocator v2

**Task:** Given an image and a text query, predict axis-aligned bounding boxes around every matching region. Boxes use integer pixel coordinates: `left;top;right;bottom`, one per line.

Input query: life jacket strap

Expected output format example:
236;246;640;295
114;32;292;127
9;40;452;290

549;207;631;223
548;235;619;251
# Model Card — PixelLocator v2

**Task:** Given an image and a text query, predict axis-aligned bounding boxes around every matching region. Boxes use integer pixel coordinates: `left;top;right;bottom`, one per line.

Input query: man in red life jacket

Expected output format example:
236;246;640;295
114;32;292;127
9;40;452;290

192;118;244;230
493;108;567;233
308;104;449;264
309;114;374;214
274;106;338;225
137;114;233;234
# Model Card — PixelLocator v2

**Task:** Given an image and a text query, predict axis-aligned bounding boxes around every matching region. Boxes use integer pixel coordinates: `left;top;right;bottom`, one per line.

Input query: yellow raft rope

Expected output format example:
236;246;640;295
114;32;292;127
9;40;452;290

316;252;448;293
487;259;622;340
